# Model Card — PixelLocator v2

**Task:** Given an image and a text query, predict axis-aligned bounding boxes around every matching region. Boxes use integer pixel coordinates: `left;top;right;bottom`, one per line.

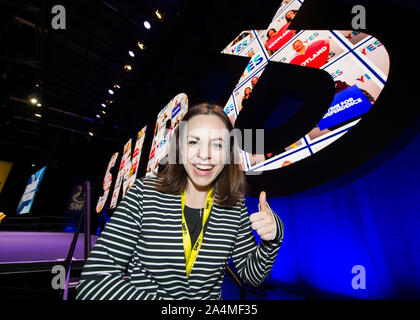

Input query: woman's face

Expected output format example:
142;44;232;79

181;114;229;191
293;40;304;52
286;11;295;20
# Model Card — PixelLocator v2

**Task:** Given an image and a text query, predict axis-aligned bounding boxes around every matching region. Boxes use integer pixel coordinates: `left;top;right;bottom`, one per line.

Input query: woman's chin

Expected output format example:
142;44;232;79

186;165;223;190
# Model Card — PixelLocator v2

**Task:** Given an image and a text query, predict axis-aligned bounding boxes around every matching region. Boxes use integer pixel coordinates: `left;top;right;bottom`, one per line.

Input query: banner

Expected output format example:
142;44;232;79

318;85;372;130
16;166;46;215
0;161;13;193
66;183;85;215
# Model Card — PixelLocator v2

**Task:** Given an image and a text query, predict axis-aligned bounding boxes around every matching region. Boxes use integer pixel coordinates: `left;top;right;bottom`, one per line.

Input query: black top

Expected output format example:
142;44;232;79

184;204;205;246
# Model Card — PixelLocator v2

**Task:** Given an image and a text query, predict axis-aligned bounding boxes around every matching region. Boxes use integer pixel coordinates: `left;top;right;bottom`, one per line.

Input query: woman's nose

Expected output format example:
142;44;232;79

197;145;211;160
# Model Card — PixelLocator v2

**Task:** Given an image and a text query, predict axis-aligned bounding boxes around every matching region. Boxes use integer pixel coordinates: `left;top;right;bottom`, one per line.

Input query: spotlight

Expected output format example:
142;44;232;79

96;114;101;118
128;50;135;57
30;98;38;104
36;103;42;107
155;10;163;20
34;113;42;118
88;131;94;136
137;41;145;50
124;64;132;71
101;103;106;108
108;89;114;95
101;110;106;114
144;21;151;29
113;84;120;89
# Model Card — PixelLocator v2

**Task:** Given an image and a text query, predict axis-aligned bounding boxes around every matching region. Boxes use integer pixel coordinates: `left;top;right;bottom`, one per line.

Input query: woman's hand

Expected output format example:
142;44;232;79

249;191;277;241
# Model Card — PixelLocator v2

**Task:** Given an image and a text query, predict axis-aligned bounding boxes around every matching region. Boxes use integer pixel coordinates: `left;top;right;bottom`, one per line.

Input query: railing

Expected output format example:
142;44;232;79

226;265;245;300
60;181;91;300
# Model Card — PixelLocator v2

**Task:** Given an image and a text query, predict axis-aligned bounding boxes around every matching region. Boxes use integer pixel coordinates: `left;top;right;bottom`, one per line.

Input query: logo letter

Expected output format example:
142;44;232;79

351;5;366;30
351;265;366;289
51;5;66;30
51;265;66;290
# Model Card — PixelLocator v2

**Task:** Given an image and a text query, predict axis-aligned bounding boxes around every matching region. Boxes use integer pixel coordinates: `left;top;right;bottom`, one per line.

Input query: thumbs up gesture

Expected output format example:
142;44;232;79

249;191;276;241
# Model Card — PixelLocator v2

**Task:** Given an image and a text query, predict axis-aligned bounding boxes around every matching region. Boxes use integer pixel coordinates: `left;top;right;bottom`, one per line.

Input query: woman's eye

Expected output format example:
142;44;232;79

212;143;223;150
187;140;198;145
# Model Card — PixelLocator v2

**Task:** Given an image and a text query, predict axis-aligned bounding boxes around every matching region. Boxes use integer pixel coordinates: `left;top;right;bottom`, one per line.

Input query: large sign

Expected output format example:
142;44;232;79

96;127;147;213
146;93;188;177
222;0;389;173
96;0;396;210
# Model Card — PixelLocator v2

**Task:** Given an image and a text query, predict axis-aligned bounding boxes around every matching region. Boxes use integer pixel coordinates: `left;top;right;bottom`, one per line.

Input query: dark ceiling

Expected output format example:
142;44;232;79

0;0;280;177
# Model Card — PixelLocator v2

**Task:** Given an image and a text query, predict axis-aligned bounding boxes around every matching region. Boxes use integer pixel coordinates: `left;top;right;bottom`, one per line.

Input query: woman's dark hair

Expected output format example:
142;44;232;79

285;10;297;23
266;28;276;38
154;103;247;207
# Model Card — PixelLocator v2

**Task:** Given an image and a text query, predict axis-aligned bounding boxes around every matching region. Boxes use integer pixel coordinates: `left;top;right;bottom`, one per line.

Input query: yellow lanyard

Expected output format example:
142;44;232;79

181;187;214;278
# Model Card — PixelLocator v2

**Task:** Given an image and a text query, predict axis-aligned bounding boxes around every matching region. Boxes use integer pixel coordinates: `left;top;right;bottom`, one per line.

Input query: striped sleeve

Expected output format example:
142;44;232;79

76;178;160;300
231;199;284;287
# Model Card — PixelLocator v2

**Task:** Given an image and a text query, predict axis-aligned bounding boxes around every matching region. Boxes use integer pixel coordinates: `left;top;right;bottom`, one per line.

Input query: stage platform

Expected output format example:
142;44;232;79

0;231;97;274
0;231;305;300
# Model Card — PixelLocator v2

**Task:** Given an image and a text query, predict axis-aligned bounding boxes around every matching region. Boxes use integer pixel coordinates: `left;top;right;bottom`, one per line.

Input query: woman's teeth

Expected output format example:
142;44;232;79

194;165;214;171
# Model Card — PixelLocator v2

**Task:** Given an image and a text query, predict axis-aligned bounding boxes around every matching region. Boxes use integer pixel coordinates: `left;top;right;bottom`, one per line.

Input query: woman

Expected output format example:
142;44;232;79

76;103;284;300
264;28;277;56
285;10;297;23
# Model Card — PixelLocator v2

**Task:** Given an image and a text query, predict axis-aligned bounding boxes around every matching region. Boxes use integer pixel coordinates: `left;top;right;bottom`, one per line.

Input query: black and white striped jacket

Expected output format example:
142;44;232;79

76;177;284;300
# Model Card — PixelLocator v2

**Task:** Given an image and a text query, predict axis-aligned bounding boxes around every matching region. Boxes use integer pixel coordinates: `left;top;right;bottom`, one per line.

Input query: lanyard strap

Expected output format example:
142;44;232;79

181;187;214;278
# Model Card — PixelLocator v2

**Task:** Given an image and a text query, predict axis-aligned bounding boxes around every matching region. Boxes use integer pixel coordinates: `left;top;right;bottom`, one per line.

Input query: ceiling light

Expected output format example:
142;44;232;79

36;103;42;107
128;50;135;57
30;98;38;104
137;41;145;50
108;89;114;95
96;114;101;118
88;132;94;136
155;10;163;20
144;21;151;29
124;64;132;71
101;103;106;108
113;84;120;89
34;113;42;118
101;110;106;114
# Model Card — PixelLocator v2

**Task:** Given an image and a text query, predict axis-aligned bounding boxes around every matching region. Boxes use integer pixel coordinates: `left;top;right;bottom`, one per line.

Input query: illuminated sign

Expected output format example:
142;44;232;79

16;166;46;215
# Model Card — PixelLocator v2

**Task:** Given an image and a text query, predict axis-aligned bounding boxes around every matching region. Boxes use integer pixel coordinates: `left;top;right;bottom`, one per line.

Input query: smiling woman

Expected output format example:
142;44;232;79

156;103;246;207
76;103;284;300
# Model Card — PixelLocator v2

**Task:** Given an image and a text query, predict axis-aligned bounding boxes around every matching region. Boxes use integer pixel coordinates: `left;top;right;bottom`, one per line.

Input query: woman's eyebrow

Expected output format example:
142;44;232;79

187;135;225;142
